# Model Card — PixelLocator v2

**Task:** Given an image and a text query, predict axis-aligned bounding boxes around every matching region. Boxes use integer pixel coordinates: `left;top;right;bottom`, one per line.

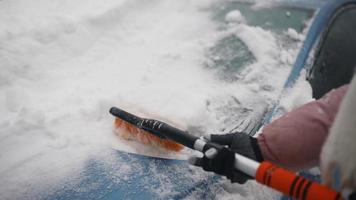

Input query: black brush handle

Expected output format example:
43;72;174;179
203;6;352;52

109;107;142;125
141;119;223;151
153;121;199;149
110;107;201;149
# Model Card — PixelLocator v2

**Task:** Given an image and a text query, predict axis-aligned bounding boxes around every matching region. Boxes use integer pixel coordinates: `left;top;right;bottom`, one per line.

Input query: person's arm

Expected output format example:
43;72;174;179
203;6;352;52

258;85;349;171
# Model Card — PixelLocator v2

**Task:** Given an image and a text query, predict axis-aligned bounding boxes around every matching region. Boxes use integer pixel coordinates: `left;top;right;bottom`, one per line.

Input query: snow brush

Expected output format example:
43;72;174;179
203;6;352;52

109;107;342;200
111;107;184;151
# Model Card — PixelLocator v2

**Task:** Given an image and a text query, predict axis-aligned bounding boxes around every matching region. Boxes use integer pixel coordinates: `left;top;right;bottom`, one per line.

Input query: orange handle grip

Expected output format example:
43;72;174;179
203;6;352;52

255;161;342;200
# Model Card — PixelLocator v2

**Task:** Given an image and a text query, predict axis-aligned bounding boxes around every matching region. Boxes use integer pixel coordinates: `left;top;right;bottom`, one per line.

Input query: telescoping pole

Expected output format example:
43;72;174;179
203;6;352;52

159;123;344;200
236;156;342;200
194;136;343;200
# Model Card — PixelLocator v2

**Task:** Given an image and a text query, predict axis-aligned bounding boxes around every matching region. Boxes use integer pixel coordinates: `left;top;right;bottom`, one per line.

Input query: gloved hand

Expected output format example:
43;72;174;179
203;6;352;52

188;132;263;184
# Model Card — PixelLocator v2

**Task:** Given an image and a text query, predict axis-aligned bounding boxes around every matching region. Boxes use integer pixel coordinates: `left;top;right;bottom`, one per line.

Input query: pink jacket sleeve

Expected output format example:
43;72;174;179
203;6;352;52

257;85;349;171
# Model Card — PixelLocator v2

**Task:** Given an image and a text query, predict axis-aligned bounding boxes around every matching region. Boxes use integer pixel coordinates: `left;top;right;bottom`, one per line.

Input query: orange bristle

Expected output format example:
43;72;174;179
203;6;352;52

114;118;184;152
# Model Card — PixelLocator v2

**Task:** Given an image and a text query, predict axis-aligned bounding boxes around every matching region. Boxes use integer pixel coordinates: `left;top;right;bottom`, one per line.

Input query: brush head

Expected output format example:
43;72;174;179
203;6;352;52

111;107;184;152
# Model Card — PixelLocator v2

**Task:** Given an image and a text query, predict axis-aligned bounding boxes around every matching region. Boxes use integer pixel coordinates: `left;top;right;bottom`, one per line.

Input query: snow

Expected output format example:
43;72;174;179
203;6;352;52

0;0;312;199
278;70;314;113
213;181;280;200
286;28;305;41
225;10;246;24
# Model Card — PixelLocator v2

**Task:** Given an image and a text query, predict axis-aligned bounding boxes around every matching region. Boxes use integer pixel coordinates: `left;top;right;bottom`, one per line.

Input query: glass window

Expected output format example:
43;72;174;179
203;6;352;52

307;4;356;99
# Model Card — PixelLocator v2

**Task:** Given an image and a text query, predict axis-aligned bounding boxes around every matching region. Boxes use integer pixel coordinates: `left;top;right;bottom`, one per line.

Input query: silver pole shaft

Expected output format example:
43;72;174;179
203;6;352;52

234;154;259;177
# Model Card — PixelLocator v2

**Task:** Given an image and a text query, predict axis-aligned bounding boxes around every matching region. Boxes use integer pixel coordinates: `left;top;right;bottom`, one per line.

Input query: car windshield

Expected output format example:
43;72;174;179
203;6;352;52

307;3;356;98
